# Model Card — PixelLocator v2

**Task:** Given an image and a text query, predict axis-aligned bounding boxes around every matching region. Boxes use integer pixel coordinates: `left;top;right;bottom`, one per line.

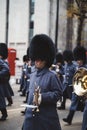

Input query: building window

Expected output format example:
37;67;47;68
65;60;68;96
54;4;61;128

29;0;35;42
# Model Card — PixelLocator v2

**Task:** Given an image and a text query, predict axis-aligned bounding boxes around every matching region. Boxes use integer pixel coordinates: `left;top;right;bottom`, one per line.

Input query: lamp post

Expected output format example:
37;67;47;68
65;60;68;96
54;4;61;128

55;0;59;52
5;0;9;46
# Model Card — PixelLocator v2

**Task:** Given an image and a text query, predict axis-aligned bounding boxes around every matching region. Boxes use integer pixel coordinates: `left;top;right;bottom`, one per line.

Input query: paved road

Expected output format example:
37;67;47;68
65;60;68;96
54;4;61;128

0;83;83;130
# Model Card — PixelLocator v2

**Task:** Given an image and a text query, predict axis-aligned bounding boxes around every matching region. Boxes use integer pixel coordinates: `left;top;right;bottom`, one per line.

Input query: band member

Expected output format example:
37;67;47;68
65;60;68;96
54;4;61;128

0;43;9;121
21;56;32;115
19;55;29;96
22;34;63;130
58;50;76;110
50;52;64;83
4;59;14;107
73;46;87;130
82;99;87;130
55;52;64;83
63;46;87;125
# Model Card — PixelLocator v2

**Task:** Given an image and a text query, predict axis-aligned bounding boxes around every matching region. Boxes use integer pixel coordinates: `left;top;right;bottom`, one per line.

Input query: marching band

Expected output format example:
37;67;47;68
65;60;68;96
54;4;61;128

0;36;87;130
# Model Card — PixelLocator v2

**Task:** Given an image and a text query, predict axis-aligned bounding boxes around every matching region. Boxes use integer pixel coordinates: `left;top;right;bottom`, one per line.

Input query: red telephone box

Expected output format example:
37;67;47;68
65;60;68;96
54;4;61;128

8;48;16;76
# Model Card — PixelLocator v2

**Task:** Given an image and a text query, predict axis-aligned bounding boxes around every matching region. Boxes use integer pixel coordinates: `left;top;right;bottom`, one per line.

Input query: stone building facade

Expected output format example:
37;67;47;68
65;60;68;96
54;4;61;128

0;0;87;61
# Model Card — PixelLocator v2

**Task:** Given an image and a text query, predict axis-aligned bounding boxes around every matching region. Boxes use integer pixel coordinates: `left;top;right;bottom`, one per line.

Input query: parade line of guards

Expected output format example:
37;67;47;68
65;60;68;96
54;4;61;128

0;34;87;130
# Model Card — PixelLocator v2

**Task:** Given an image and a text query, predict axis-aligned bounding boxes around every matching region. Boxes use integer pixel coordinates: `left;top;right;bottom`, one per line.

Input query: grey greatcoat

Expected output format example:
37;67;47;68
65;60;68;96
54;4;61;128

70;65;87;112
82;100;87;130
23;67;63;130
0;59;10;109
3;61;14;98
81;65;87;130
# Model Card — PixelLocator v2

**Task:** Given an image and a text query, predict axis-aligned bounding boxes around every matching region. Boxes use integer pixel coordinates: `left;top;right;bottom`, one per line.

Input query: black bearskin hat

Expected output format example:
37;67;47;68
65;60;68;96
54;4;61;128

0;43;8;59
56;52;64;64
63;50;73;62
27;47;29;58
23;55;29;62
29;34;56;67
73;46;86;64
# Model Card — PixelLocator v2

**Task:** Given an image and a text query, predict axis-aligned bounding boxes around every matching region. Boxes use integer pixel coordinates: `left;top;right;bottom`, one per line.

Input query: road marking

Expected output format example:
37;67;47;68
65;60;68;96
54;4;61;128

7;107;24;112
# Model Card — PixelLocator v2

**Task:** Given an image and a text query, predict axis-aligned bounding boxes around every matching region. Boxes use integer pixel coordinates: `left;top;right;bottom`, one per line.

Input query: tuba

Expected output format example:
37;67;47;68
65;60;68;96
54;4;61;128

73;67;87;98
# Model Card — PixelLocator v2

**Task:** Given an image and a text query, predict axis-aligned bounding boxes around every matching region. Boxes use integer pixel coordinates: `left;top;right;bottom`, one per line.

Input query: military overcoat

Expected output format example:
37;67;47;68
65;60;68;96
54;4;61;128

23;67;62;130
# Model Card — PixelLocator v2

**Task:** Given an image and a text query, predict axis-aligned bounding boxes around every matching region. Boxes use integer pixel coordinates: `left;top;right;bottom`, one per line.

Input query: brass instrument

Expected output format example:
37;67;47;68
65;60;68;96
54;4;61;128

73;67;87;97
33;85;40;112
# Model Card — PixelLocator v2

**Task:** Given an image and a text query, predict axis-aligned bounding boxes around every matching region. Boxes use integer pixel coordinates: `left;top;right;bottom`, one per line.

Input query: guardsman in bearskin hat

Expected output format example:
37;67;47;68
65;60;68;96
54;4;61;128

19;55;29;96
0;43;9;121
58;50;77;110
63;46;87;126
55;52;65;108
55;52;64;83
22;34;62;130
73;46;87;130
73;46;87;66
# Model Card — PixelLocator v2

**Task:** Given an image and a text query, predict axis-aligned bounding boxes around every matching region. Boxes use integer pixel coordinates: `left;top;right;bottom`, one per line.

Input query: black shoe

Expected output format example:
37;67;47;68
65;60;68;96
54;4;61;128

23;100;27;103
6;103;12;107
20;94;26;97
18;90;22;92
58;106;65;110
63;118;71;125
0;115;8;121
21;111;25;115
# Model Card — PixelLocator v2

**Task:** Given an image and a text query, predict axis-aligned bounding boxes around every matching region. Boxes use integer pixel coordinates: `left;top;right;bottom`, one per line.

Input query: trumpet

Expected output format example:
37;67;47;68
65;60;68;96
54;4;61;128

33;85;40;112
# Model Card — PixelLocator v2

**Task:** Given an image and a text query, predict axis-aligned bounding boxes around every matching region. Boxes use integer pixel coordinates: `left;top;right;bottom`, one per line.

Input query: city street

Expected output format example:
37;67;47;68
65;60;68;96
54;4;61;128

0;1;86;130
0;81;83;130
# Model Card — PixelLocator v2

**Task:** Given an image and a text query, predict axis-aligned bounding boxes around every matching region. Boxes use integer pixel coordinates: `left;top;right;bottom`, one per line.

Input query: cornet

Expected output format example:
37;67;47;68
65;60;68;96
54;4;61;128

33;84;40;112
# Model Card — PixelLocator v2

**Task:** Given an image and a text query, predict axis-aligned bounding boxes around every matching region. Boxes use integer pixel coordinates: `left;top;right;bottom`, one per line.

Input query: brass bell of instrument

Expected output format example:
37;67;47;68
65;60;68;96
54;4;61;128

73;67;87;97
